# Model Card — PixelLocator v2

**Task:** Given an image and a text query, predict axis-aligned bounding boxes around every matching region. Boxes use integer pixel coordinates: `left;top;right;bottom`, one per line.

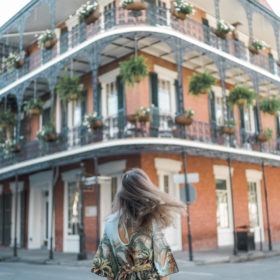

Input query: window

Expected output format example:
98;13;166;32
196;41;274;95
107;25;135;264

248;182;260;228
163;175;169;193
106;81;118;117
67;182;80;236
42;107;51;126
243;106;255;132
216;179;230;229
158;79;172;114
215;95;224;126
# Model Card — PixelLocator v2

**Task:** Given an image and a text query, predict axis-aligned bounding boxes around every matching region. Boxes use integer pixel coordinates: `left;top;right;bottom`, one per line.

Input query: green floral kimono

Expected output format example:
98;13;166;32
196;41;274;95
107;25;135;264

91;212;179;279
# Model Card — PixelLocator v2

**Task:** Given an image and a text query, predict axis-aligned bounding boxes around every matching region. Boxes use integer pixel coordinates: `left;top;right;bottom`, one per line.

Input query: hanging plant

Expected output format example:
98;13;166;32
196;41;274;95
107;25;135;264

259;97;280;115
189;72;216;95
221;119;236;135
83;112;103;130
248;39;266;55
23;98;44;116
0;137;23;154
56;75;84;102
175;108;194;126
77;1;99;25
135;107;150;122
37;123;58;142
120;56;149;86
214;20;234;39
120;0;147;11
172;0;195;20
228;86;256;106
38;30;57;50
0;111;16;129
256;128;273;143
3;51;25;70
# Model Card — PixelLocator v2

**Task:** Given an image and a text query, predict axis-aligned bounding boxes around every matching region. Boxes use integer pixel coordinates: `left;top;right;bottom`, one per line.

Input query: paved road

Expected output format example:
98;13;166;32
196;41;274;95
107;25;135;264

0;256;279;280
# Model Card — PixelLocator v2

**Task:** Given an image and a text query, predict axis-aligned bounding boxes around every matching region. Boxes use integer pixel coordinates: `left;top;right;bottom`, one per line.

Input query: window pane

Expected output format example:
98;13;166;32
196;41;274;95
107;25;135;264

216;179;230;228
248;182;260;228
68;182;79;235
158;79;171;113
164;175;169;193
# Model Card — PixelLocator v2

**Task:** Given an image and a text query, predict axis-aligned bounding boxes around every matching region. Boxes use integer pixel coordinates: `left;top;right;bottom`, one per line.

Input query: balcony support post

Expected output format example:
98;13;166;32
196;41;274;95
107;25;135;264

252;75;262;135
214;0;221;21
15;90;24;143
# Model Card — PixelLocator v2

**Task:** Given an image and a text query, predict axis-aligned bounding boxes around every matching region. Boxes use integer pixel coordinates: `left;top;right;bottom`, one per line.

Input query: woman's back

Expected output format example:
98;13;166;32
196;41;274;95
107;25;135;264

91;212;178;279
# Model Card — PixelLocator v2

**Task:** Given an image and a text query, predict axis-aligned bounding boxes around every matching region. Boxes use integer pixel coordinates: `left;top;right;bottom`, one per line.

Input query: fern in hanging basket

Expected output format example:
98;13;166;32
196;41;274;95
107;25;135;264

228;86;256;106
189;72;216;95
56;75;84;102
120;56;149;86
259;97;280;115
23;98;44;115
0;111;16;129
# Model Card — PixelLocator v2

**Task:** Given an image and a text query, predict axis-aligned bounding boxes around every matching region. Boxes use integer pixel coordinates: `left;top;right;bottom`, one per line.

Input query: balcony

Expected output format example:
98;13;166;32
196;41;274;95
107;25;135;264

0;4;279;91
1;111;279;170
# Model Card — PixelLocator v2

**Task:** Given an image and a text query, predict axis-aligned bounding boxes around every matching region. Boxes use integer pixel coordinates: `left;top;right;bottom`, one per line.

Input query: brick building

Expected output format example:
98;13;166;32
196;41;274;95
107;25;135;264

0;0;280;254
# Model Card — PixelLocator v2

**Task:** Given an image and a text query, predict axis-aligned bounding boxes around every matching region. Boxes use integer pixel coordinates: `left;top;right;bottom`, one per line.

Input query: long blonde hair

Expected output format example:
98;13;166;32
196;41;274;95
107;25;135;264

113;168;185;230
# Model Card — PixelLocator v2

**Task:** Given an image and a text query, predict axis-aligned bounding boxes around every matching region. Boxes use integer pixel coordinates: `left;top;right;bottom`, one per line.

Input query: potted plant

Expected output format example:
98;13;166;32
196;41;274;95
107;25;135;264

228;86;256;106
171;0;195;20
38;30;57;50
136;107;150;122
56;75;84;102
120;56;149;86
257;128;273;143
83;112;103;130
248;39;266;55
120;0;147;11
189;72;216;95
0;137;23;154
23;98;44;116
214;20;234;39
259;97;280;115
221;119;236;135
175;109;194;126
37;123;58;142
3;51;25;70
77;1;99;25
0;111;16;129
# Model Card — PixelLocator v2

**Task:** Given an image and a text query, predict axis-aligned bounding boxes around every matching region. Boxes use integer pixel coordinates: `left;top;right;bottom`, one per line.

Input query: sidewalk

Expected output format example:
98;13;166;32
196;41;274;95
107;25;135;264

1;244;280;267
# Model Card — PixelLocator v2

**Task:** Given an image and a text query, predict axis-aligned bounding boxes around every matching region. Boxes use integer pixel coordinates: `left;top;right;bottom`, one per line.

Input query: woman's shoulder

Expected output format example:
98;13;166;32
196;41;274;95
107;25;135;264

105;211;120;224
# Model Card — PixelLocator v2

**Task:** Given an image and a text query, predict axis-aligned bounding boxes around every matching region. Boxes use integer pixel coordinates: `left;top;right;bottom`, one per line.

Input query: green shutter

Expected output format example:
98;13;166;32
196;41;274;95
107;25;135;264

149;72;158;107
117;76;125;136
209;91;216;124
276;116;280;137
239;106;245;129
174;79;180;113
81;90;87;119
253;106;260;133
96;83;102;116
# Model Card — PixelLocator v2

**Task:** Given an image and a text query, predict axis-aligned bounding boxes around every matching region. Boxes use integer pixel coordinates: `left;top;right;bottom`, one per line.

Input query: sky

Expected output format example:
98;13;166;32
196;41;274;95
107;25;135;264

0;0;280;28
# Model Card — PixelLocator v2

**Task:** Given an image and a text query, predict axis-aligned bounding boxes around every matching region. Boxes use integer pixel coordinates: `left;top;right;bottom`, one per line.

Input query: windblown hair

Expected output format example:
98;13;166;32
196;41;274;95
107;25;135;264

112;168;185;230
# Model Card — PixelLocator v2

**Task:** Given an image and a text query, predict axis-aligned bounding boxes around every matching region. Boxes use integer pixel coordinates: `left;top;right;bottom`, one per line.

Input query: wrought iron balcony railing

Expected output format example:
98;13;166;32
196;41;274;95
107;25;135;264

0;5;278;89
0;112;279;169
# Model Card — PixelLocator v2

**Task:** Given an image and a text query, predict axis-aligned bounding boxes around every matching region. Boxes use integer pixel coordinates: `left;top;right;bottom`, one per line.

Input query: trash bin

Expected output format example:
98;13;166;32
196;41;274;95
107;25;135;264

236;225;255;251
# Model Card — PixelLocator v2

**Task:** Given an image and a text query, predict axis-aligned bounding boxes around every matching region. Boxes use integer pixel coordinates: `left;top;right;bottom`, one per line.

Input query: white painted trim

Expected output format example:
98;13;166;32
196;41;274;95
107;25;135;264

62;169;81;182
9;182;24;193
213;165;233;179
246;169;262;181
29;170;52;187
1;138;280;178
99;160;126;175
99;68;120;83
155;158;182;173
1;26;280;98
154;65;178;80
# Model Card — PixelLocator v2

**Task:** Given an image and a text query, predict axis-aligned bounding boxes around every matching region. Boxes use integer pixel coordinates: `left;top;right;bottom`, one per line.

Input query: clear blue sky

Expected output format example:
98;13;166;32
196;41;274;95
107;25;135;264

0;0;280;28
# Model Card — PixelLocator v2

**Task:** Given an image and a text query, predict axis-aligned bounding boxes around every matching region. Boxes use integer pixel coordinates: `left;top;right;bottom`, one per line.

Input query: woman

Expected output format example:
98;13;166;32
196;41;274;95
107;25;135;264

91;168;185;279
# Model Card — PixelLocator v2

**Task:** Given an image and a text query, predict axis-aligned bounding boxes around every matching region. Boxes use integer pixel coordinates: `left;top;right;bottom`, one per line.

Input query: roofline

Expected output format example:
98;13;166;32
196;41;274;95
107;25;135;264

0;0;40;34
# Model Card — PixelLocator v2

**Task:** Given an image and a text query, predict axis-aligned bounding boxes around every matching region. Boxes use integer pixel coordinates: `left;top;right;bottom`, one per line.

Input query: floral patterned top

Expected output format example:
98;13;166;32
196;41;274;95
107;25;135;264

91;212;179;279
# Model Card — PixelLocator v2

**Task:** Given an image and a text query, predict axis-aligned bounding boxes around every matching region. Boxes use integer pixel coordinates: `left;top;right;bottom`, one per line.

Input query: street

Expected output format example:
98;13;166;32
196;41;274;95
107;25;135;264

0;256;279;280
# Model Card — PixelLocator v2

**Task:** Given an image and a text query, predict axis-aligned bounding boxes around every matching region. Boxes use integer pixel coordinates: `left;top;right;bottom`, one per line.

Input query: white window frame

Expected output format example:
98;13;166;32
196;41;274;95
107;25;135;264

243;105;256;133
212;86;225;126
154;65;177;115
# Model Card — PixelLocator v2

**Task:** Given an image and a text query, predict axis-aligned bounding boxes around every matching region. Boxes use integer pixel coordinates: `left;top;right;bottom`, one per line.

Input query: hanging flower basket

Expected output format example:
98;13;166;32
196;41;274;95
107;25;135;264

175;109;194;126
248;39;266;55
221;120;236;135
259;97;280;115
83;112;103;130
0;139;22;154
77;1;99;25
228;86;256;107
256;129;272;143
214;20;234;40
171;0;194;20
121;0;147;11
0;111;16;130
15;59;25;69
3;51;25;70
10;143;21;153
136;107;150;123
189;72;216;96
38;30;57;50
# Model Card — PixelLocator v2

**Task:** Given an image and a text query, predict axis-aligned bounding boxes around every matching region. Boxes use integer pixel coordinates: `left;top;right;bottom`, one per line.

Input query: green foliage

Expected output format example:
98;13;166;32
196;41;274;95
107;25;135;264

37;123;56;140
228;86;256;106
120;56;149;86
189;72;216;95
56;75;84;102
224;119;235;127
259;97;280;115
23;98;44;113
0;111;16;128
261;128;273;140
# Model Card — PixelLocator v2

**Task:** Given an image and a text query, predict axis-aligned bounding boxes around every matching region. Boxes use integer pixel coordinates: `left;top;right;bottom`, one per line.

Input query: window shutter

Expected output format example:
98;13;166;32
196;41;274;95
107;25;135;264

276;116;280;137
149;72;158;108
209;91;216;124
174;79;180;113
117;76;125;111
253;106;260;133
202;18;210;44
239;106;245;129
81;90;87;119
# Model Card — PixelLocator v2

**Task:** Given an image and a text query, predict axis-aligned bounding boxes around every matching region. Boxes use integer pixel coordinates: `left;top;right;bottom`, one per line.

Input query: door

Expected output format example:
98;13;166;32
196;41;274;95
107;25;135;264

215;179;234;246
67;101;82;146
159;173;182;251
64;181;80;253
248;181;264;243
3;193;12;246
